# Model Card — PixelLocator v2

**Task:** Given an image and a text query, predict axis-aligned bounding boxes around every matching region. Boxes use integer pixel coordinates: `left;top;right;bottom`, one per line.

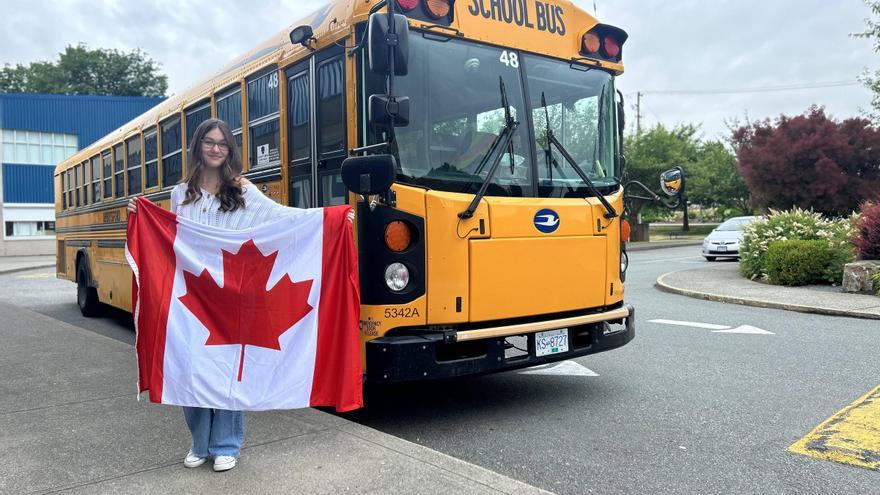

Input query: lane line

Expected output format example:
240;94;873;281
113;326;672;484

648;319;731;330
789;385;880;471
639;256;704;264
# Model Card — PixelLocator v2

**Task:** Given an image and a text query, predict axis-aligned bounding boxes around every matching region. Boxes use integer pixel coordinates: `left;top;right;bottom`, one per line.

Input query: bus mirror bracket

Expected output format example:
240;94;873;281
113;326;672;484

289;25;316;50
623;166;686;212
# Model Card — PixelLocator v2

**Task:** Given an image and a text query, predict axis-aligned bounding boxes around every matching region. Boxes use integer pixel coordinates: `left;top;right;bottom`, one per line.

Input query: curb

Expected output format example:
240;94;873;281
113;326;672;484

0;263;56;276
627;240;702;252
655;272;880;321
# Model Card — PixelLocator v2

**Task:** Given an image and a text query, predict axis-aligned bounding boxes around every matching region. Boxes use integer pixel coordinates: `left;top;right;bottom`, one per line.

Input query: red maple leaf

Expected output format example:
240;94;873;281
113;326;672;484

179;240;314;381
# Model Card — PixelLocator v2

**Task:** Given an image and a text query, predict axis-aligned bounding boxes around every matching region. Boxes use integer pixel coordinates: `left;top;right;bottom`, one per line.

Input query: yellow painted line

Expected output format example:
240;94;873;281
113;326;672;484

789;385;880;471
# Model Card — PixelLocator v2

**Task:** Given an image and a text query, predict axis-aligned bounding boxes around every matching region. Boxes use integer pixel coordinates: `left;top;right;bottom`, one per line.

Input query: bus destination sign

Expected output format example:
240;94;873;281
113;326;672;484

466;0;566;36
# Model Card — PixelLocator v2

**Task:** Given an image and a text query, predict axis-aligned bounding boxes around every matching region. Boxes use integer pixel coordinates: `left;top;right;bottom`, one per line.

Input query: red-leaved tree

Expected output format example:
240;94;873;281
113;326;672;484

732;107;880;216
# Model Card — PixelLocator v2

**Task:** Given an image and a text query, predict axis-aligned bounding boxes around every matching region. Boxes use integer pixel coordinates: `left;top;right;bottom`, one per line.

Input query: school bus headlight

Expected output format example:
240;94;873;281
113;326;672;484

620;250;629;279
385;263;410;292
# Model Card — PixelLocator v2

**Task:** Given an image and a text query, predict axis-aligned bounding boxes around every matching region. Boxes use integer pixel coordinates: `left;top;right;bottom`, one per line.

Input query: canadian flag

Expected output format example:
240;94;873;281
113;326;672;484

125;198;362;412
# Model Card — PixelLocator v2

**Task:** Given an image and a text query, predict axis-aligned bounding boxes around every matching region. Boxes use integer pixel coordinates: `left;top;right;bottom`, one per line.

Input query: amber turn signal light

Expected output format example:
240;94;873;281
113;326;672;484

425;0;451;18
620;219;631;243
582;32;600;54
385;220;413;252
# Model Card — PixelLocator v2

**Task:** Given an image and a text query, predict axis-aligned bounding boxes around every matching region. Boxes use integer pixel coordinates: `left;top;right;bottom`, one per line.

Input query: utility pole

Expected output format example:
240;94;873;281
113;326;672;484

635;91;642;136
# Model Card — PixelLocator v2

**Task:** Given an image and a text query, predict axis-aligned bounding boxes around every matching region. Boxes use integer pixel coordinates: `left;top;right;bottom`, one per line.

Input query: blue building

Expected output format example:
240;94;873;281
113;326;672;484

0;93;163;256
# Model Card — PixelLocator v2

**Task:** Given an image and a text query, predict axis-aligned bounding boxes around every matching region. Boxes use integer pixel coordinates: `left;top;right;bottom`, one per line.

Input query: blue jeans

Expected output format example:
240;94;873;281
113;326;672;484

182;407;244;458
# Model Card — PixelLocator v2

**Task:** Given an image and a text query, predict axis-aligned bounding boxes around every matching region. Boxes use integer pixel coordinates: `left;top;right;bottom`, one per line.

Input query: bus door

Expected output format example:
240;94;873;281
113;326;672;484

285;46;348;208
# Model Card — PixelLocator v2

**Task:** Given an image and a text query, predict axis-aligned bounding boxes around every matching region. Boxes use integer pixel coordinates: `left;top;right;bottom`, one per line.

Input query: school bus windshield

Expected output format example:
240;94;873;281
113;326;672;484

366;32;620;197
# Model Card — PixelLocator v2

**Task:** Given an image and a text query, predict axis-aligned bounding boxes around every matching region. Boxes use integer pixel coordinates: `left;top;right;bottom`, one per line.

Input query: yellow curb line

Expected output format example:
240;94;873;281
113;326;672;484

789;385;880;472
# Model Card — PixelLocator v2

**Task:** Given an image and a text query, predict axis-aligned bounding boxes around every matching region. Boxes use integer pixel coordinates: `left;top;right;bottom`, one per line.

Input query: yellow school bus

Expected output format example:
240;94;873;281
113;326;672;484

55;0;683;383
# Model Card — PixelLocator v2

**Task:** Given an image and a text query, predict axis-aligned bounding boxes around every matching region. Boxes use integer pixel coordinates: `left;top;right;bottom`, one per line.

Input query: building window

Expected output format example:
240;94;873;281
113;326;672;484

247;70;281;169
92;155;102;203
127;136;142;195
4;221;55;238
185;102;212;150
144;130;158;189
1;130;78;165
113;143;125;197
161;117;182;186
216;85;243;153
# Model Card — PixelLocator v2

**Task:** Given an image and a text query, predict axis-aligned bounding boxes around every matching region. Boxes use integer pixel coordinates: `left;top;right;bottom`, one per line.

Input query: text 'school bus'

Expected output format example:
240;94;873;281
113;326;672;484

54;0;684;384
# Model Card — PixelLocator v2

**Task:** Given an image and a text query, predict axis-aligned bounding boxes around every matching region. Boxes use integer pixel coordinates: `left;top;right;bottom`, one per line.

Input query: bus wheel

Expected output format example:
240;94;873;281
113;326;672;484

77;264;101;317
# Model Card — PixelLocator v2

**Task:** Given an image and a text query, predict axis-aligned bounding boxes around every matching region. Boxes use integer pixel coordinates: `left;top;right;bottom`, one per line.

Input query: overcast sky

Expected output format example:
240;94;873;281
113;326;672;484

1;0;875;140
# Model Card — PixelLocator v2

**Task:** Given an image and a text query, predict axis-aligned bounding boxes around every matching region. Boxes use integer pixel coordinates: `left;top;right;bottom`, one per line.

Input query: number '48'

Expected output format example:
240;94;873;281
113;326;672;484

500;51;519;68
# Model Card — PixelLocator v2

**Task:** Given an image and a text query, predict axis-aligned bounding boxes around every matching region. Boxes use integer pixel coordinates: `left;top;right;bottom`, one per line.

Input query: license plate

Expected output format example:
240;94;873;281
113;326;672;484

717;245;728;252
535;328;569;357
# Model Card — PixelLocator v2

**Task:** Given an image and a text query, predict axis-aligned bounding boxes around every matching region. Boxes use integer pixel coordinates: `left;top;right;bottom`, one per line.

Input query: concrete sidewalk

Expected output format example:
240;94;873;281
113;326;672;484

0;301;550;495
656;262;880;320
0;255;55;275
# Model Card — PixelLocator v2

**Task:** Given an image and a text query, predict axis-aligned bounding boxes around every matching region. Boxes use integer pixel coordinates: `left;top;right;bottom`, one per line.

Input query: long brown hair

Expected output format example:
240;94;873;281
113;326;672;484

182;119;246;212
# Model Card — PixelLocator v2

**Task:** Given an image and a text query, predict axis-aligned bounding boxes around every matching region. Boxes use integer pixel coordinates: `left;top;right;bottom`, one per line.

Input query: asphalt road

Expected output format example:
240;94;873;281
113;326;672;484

2;246;878;494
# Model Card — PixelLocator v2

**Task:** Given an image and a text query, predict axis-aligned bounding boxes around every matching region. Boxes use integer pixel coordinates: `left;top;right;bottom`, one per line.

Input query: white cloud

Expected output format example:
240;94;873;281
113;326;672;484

1;0;875;139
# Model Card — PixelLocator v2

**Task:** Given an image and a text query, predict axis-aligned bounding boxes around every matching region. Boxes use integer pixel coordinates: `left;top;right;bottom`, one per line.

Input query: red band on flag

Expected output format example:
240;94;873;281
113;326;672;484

310;205;363;412
126;198;178;403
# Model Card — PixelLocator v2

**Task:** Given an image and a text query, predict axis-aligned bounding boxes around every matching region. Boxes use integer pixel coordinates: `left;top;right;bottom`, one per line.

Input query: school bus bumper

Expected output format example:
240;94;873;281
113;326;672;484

365;305;635;383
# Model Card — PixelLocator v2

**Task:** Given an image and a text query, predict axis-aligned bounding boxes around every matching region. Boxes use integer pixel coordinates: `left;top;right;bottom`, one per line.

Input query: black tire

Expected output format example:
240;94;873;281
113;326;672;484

77;264;102;317
704;256;716;262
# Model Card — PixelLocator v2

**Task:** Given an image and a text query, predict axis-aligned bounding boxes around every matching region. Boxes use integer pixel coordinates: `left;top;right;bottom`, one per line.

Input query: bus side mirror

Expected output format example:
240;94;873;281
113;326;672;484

660;167;685;197
368;13;409;76
341;154;397;196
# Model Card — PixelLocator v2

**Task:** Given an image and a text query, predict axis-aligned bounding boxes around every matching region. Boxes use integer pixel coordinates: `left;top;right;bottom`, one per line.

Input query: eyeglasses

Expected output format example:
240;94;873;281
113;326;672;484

201;139;229;152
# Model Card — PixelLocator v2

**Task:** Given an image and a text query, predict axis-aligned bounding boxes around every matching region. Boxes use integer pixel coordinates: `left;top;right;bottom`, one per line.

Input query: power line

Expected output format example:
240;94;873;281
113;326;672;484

636;79;860;96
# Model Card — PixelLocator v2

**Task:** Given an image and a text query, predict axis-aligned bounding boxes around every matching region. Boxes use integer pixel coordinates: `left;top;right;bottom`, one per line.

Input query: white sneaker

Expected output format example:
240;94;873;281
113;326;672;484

183;450;207;468
213;455;237;472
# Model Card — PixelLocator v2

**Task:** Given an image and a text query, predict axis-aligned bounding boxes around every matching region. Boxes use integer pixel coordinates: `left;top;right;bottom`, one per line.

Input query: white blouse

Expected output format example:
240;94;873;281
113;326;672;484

170;182;292;230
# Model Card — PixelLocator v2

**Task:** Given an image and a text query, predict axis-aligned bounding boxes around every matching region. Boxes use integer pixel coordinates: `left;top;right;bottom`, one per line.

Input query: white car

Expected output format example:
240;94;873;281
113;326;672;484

702;216;760;261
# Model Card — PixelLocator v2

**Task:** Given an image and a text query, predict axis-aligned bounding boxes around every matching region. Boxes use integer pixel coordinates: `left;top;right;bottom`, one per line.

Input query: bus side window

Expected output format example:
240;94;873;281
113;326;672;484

161;117;183;187
113;143;125;198
317;55;346;206
126;135;142;196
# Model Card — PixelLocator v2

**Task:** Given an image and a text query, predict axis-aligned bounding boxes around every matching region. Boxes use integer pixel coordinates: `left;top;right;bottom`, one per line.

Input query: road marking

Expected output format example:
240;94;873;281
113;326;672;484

789;385;880;471
519;360;599;376
640;256;703;264
648;319;731;330
712;325;774;335
16;272;52;279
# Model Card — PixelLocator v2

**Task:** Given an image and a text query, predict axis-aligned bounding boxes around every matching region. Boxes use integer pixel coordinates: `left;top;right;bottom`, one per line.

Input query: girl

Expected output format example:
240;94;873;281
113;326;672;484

128;118;351;472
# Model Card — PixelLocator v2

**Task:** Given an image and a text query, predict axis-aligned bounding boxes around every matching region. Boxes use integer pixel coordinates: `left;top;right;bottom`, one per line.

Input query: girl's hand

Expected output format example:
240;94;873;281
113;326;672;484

127;198;138;214
346;210;354;223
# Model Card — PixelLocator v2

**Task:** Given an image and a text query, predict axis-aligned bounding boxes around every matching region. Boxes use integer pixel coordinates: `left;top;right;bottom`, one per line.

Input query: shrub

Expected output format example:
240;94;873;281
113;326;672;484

739;208;857;283
764;240;832;286
854;201;880;260
875;270;880;296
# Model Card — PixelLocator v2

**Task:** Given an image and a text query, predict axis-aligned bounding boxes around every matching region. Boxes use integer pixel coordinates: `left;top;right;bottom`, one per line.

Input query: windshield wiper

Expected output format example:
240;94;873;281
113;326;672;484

458;76;520;219
540;92;617;219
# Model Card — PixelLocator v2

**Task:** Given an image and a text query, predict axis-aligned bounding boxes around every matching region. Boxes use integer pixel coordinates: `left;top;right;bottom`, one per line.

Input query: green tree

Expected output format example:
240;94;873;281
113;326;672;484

0;44;167;97
623;124;700;222
854;1;880;121
687;140;751;217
